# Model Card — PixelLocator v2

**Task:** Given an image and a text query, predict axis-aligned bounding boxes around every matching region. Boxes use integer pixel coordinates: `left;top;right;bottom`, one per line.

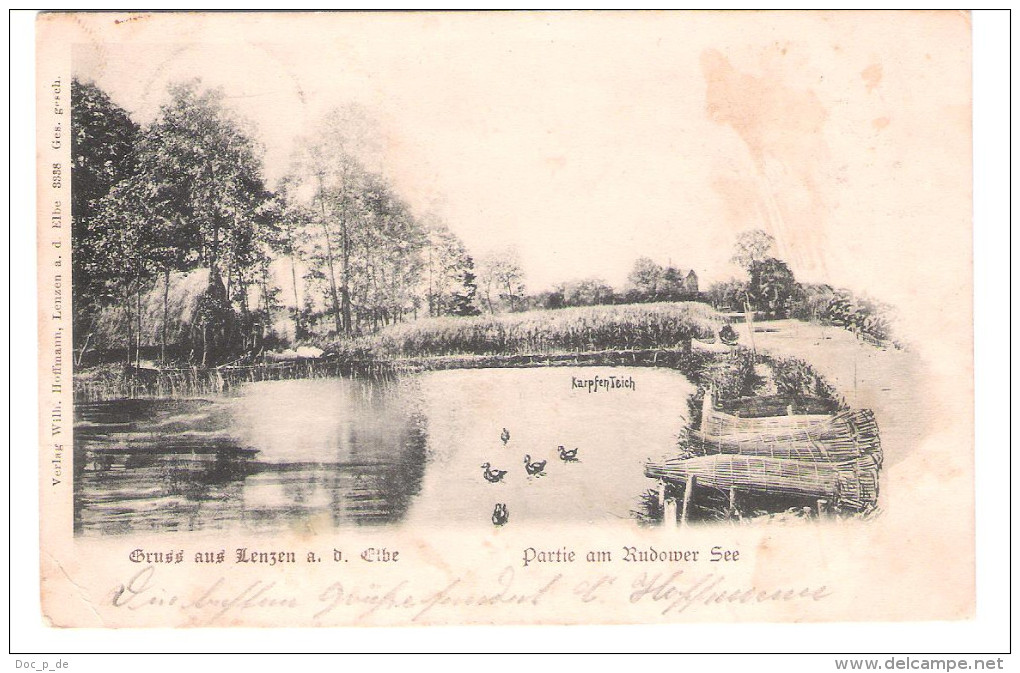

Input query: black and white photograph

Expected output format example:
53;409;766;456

30;10;985;635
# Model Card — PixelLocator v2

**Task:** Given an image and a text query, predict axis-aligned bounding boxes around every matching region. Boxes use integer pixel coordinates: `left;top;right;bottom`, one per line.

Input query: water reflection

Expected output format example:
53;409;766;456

74;379;430;535
74;368;695;535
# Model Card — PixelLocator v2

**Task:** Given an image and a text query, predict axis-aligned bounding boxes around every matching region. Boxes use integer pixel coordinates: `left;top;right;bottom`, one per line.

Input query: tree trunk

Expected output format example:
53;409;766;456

161;268;170;364
135;275;143;369
340;216;352;336
290;254;301;340
317;188;344;337
75;333;92;367
123;286;133;366
260;265;271;348
226;265;233;313
427;245;434;317
238;275;250;349
483;280;494;314
338;180;353;336
207;163;222;280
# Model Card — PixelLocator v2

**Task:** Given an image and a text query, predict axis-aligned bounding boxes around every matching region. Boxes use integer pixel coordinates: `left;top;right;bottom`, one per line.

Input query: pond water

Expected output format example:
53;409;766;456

74;367;694;535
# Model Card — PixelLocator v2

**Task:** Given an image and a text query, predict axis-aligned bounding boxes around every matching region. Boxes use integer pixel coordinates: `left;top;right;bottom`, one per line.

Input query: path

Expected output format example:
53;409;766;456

742;319;928;469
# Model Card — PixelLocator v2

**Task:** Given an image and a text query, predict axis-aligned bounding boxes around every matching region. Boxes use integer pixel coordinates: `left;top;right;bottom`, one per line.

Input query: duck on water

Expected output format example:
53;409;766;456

481;462;507;483
558;446;579;462
524;455;547;477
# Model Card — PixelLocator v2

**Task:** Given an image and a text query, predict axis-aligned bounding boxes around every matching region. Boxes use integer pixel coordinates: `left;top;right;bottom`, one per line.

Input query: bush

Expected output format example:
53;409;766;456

685;348;842;427
770;356;821;398
822;290;893;342
791;283;834;321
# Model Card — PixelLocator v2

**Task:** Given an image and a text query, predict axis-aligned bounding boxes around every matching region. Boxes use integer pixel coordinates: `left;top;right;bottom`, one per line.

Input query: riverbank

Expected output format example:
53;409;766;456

738;319;923;469
73;333;839;418
74;301;727;400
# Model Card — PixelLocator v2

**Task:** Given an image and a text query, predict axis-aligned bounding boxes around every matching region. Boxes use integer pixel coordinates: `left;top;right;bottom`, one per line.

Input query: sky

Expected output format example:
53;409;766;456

70;11;971;313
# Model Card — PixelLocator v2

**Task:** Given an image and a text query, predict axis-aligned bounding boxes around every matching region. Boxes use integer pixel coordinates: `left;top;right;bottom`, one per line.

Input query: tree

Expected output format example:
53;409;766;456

285;106;384;337
556;278;615;307
449;257;482;317
119;79;270;364
91;180;158;366
350;172;426;330
747;257;798;319
541;288;565;310
731;229;776;272
70;78;139;363
660;266;684;300
422;220;475;317
791;283;834;321
274;178;315;340
479;249;526;313
625;257;664;302
706;279;748;311
144;81;268;277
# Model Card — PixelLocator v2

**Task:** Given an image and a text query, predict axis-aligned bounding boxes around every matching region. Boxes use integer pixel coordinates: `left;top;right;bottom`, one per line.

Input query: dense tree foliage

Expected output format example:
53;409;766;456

423;222;479;318
72;81;483;364
746;257;798;319
622;257;700;303
70;79;140;361
542;278;615;309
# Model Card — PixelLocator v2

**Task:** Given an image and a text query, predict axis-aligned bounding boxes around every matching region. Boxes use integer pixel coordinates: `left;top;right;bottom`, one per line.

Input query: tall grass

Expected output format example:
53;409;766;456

366;302;720;358
73;359;399;402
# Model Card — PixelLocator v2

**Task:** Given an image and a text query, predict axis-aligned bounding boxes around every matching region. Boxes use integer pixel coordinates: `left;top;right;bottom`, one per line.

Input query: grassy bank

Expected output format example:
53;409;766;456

75;303;841;415
363;302;720;358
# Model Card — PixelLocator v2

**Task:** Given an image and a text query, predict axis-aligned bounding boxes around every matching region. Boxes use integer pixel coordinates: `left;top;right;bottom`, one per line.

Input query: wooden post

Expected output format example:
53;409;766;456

680;475;696;527
663;498;678;527
701;386;713;432
743;296;757;354
816;499;829;519
727;487;737;519
657;479;667;509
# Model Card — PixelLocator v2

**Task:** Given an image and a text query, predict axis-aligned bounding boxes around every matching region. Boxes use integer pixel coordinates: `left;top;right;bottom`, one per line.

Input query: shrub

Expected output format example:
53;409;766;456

823;290;894;342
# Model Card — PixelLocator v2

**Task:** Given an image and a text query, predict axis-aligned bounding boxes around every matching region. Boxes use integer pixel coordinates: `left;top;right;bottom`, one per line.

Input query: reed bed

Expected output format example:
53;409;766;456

73;359;399;402
686;409;882;465
367;302;720;359
645;454;880;512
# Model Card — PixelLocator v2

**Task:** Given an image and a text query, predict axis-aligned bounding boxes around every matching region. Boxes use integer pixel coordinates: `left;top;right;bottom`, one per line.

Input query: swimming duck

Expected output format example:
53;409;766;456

558;446;579;462
491;503;509;526
481;462;508;483
524;454;547;476
500;428;511;445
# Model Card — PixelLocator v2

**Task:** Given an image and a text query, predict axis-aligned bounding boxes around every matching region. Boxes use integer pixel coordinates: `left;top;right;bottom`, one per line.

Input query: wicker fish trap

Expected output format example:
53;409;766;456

688;409;882;466
644;454;880;512
702;408;833;435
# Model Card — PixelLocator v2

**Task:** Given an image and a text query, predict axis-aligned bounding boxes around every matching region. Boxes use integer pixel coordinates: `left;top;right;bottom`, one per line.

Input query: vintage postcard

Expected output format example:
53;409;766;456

36;11;974;628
